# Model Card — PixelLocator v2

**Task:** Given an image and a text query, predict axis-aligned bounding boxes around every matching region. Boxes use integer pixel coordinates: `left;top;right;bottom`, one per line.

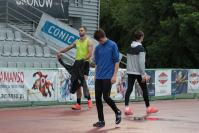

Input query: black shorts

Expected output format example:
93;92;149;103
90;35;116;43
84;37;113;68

84;61;90;76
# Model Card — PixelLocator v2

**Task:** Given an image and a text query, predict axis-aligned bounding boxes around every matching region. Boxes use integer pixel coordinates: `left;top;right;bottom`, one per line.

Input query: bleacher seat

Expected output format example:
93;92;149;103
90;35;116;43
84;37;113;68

11;45;20;56
27;45;35;56
0;62;7;67
50;62;57;68
42;62;49;68
14;31;22;42
0;30;6;41
35;45;43;57
6;41;13;45
2;45;11;56
0;24;64;69
0;45;3;55
19;45;27;56
34;62;41;68
0;41;4;45
8;62;16;67
6;30;14;41
43;47;51;57
25;62;33;67
14;41;22;45
17;62;25;68
57;62;63;68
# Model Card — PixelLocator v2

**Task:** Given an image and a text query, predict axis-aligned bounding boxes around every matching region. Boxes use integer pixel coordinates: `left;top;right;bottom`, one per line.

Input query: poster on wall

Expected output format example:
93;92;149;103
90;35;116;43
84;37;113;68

146;70;155;96
25;70;57;101
2;68;197;102
87;69;95;99
171;70;188;95
188;69;199;93
0;69;58;102
135;70;155;97
57;69;76;102
0;69;27;101
86;69;129;100
87;69;135;101
11;0;69;21
155;70;171;96
57;68;97;102
114;69;129;100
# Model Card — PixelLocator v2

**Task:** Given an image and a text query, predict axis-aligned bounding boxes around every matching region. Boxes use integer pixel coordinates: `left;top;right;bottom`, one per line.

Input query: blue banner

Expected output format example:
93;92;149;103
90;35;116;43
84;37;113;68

171;70;188;95
134;70;155;97
146;70;155;96
41;21;79;45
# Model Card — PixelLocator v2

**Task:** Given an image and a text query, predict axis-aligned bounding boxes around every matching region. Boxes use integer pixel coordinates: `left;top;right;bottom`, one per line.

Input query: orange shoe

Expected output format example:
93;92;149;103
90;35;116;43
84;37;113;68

146;106;158;114
88;99;93;108
124;107;133;115
71;103;81;110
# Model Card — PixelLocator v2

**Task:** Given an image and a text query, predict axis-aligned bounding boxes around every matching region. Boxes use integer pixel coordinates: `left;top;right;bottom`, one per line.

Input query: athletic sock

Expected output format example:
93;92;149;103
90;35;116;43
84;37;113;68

77;98;81;105
87;95;91;100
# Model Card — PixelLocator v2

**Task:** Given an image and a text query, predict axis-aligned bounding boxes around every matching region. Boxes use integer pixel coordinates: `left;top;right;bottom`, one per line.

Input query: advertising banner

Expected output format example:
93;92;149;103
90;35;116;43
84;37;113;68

0;69;26;101
86;69;128;100
114;69;130;100
188;69;199;93
8;0;69;21
171;70;188;95
155;70;171;96
26;70;57;101
35;13;101;59
146;70;155;96
0;69;57;101
0;68;198;102
57;69;77;102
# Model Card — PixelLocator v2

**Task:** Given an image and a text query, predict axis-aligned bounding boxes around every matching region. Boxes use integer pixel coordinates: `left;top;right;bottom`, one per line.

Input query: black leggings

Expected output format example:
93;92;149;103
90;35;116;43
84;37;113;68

95;79;119;121
125;74;150;107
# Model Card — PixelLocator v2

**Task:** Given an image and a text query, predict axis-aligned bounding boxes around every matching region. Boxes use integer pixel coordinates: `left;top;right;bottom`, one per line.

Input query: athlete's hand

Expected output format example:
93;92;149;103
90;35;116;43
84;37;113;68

56;52;61;59
142;75;150;82
84;75;88;80
90;61;96;68
111;75;117;84
80;58;85;61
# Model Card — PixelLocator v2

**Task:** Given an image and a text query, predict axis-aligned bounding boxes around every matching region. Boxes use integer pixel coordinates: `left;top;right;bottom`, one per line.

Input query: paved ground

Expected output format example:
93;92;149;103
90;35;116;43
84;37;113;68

0;99;199;133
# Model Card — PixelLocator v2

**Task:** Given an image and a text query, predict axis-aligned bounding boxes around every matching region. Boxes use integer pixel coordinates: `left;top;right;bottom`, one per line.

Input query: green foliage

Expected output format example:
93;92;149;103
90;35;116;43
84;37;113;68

100;0;199;68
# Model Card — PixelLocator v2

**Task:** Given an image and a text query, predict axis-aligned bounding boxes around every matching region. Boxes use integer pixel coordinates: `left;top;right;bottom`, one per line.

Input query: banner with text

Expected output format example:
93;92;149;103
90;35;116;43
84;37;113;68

1;68;199;102
35;13;99;59
0;69;26;101
0;69;58;101
8;0;69;21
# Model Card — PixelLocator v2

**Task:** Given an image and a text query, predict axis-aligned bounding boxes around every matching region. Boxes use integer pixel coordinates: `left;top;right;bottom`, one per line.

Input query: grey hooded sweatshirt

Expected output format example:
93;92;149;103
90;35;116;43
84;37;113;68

127;41;146;76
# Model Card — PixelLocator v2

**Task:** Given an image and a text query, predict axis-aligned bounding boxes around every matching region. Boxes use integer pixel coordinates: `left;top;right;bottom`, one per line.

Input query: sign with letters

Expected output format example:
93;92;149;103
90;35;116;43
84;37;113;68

1;0;68;21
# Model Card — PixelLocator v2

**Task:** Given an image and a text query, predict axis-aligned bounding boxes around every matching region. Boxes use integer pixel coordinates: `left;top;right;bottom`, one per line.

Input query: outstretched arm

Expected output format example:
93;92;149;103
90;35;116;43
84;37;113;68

57;41;76;56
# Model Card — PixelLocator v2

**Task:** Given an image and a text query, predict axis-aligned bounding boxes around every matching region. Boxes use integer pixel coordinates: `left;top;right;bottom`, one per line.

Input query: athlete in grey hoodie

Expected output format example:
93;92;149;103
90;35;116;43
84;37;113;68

124;31;158;115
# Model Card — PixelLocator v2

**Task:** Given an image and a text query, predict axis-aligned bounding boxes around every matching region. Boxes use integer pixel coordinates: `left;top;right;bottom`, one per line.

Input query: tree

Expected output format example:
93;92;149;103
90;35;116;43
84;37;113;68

100;0;199;68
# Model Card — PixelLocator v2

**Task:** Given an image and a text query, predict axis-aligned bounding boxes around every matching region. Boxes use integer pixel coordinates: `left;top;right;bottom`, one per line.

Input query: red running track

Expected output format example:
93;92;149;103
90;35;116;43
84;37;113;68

0;99;199;133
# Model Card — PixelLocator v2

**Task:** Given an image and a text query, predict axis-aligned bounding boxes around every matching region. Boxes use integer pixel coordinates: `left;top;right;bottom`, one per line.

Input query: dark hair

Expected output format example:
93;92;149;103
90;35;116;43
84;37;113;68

79;26;87;31
93;29;106;41
134;31;144;40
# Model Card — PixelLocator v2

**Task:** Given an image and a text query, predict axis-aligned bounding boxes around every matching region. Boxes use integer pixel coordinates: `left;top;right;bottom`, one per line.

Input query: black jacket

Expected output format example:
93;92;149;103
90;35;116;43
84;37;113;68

58;58;85;94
